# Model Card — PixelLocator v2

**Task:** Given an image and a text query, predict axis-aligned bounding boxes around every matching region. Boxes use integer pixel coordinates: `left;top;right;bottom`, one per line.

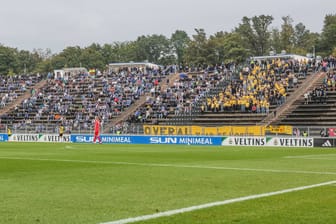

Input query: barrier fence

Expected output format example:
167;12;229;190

1;124;336;137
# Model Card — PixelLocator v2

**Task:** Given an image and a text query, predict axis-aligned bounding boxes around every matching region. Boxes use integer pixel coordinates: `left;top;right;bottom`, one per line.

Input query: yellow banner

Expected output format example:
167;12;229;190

217;127;233;135
226;126;265;136
202;127;218;135
191;126;203;135
143;125;266;136
268;125;293;135
143;125;190;135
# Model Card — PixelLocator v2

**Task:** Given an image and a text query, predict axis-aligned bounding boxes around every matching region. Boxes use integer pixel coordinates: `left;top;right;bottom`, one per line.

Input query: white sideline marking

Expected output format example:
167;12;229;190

288;157;336;161
64;145;74;149
285;153;336;158
100;180;336;224
285;154;336;161
0;156;336;175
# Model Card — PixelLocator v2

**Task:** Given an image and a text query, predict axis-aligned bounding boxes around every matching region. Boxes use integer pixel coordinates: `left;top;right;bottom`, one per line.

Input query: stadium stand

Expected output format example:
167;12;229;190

1;58;335;136
0;74;46;131
273;68;336;126
0;74;45;112
125;57;316;129
0;65;170;134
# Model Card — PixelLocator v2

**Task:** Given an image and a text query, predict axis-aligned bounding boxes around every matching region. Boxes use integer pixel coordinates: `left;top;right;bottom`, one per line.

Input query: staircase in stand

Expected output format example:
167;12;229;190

0;79;47;116
103;72;179;133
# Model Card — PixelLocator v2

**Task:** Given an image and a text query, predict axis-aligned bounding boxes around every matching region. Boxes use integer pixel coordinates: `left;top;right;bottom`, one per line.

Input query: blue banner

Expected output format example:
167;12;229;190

70;134;221;146
0;134;8;142
147;136;221;145
71;135;133;144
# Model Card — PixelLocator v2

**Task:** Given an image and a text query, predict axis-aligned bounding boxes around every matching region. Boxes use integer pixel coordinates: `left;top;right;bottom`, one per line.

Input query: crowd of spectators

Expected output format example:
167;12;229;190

0;74;44;110
200;58;312;114
125;65;235;126
303;86;328;104
1;66;169;133
303;67;336;104
1;56;335;134
123;58;320;129
320;56;336;72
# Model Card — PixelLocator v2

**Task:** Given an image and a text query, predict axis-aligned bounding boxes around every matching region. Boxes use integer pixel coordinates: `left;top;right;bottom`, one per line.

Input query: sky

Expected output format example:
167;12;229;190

0;0;335;53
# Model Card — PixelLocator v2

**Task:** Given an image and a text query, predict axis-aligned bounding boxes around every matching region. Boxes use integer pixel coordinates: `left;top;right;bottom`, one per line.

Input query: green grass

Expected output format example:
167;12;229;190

0;143;335;224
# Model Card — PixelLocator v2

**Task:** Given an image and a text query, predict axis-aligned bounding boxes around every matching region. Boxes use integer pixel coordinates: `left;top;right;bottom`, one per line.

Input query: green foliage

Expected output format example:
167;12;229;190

269;18;319;57
294;23;310;48
206;32;248;64
17;50;33;74
35;58;53;74
58;46;82;68
80;44;105;70
221;32;250;63
236;15;273;56
171;30;190;64
0;45;44;75
185;28;208;65
280;16;295;53
319;14;336;56
270;28;282;53
109;41;137;63
0;45;19;75
134;34;171;64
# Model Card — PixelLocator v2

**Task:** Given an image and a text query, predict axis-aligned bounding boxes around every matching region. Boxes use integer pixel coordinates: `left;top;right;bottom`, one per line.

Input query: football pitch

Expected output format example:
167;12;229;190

0;143;335;224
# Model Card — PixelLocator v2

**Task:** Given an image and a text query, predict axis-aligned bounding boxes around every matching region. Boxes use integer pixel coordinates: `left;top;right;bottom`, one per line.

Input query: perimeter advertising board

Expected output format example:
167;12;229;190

9;134;41;142
3;134;327;148
0;134;8;142
148;136;221;145
221;136;266;146
71;135;221;145
267;137;314;147
221;136;314;147
8;134;70;142
71;135;133;144
313;138;336;147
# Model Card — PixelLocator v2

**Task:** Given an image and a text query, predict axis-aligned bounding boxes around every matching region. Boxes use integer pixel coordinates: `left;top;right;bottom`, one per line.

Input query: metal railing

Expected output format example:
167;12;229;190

1;124;334;137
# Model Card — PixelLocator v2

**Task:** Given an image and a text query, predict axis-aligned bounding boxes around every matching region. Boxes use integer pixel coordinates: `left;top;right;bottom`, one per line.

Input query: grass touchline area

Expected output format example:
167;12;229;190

1;143;336;224
1;156;336;176
100;180;336;224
